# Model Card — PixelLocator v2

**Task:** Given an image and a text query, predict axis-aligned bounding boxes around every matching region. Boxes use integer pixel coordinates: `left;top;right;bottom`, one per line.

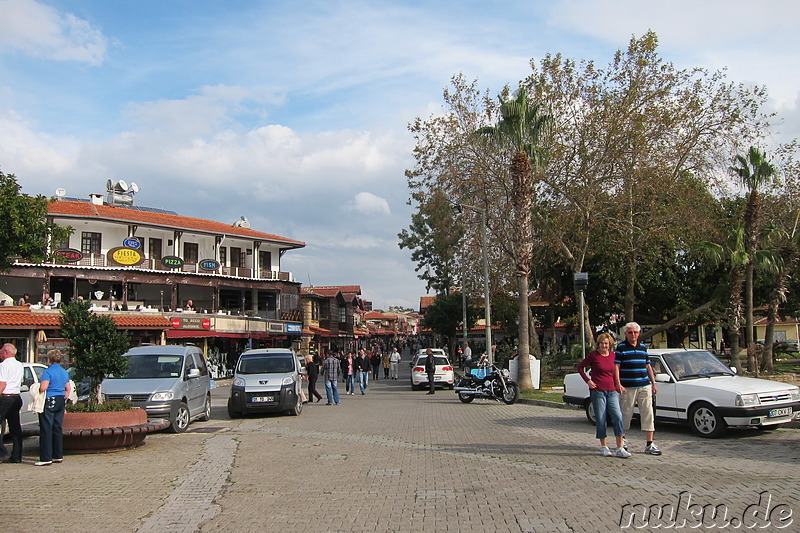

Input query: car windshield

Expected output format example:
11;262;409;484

417;356;449;367
238;355;295;374
112;354;183;379
662;351;734;380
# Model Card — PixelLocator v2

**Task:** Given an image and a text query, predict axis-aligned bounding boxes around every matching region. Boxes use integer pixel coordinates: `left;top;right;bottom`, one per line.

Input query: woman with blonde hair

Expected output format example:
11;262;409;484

577;332;630;458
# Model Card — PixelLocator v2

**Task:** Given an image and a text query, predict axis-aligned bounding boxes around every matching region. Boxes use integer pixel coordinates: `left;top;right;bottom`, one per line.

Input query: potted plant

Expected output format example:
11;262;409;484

58;299;168;451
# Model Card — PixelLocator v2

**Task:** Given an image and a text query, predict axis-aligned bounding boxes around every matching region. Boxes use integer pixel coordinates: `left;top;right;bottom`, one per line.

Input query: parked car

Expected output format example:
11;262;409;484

410;350;454;390
102;345;212;433
563;348;800;438
227;348;303;418
2;362;77;435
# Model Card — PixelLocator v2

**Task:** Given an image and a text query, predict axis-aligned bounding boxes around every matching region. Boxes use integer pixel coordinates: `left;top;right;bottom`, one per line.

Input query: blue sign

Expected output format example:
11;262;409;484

123;237;142;249
286;323;302;334
199;259;220;271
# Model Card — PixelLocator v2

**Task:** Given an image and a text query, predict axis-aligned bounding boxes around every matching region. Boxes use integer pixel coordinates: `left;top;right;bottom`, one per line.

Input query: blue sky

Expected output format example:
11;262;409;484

2;0;799;310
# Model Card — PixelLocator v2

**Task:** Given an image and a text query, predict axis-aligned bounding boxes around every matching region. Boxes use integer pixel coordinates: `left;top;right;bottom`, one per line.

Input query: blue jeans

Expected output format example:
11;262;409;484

324;379;340;405
590;389;624;440
39;395;66;462
358;371;369;393
345;374;355;393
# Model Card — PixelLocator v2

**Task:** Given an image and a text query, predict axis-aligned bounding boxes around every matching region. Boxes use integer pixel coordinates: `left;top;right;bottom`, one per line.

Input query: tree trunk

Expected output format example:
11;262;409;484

529;308;542;358
516;273;533;390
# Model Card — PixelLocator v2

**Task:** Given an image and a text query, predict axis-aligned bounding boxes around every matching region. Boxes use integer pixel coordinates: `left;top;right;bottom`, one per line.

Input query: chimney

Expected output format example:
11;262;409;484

89;193;104;205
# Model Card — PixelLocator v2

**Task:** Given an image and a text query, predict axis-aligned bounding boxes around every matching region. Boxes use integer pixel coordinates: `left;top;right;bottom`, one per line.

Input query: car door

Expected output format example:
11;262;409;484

183;353;202;416
650;356;679;421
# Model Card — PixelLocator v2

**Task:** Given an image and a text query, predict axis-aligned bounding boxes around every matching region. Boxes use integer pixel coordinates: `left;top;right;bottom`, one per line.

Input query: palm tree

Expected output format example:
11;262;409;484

730;146;777;367
475;87;549;390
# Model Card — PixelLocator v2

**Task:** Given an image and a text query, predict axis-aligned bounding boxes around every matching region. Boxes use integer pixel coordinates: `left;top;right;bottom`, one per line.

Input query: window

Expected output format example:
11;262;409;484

183;242;198;263
81;232;101;254
338;305;346;323
259;250;272;271
219;247;227;266
149;238;163;260
230;247;242;268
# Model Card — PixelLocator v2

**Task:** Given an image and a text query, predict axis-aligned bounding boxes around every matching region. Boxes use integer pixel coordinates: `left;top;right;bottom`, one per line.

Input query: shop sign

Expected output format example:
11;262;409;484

107;246;145;266
171;317;212;329
286;323;302;334
268;322;285;333
198;259;220;271
161;255;183;268
55;248;83;263
122;237;142;249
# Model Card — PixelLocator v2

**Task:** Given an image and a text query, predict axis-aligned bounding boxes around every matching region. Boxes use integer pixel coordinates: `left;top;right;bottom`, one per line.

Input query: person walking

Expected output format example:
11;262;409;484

343;352;355;395
382;350;391;379
355;349;370;394
371;350;382;379
577;333;630;458
305;353;323;403
424;348;436;394
36;349;72;466
389;347;401;380
0;343;24;463
322;352;341;405
616;322;662;456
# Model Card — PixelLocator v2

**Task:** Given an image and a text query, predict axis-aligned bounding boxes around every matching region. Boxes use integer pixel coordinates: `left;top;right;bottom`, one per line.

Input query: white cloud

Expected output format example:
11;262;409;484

351;192;390;216
0;0;107;65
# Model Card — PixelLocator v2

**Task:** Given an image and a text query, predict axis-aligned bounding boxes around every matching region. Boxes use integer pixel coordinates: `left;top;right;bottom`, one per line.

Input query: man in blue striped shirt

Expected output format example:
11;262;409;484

615;322;662;455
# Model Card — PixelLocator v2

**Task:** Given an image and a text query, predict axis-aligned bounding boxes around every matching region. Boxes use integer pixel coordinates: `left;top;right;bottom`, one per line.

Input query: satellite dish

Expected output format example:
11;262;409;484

233;216;251;228
118;179;129;191
130;182;140;194
106;179;113;191
55;188;66;198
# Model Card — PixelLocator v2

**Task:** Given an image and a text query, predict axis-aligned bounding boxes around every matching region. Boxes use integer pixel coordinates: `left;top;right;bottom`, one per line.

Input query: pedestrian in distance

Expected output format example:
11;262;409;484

304;353;323;403
389;348;401;379
371;350;382;379
424;348;436;394
616;322;662;456
0;343;24;463
36;349;72;466
577;333;630;458
355;349;370;394
382;350;391;379
343;352;356;395
321;352;342;405
461;341;472;371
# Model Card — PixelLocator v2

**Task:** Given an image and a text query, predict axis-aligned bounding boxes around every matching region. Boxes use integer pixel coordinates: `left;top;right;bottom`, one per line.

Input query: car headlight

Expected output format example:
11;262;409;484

735;393;759;407
233;377;246;387
789;387;800;401
151;391;175;401
282;376;295;386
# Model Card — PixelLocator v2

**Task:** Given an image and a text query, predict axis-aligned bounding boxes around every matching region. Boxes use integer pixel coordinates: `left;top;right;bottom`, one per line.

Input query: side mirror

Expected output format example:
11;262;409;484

187;368;200;379
655;373;672;383
730;367;738;375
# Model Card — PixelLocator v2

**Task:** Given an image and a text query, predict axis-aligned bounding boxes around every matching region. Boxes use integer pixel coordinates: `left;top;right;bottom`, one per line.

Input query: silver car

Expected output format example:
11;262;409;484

227;348;303;417
102;345;212;433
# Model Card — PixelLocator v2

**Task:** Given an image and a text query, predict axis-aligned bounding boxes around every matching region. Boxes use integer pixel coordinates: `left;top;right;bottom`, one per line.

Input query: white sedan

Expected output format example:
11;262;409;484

563;348;800;438
410;349;455;390
2;362;78;434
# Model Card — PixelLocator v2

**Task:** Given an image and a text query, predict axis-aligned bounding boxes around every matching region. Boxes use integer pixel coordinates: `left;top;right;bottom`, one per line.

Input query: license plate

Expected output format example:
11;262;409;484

251;396;273;403
769;407;792;417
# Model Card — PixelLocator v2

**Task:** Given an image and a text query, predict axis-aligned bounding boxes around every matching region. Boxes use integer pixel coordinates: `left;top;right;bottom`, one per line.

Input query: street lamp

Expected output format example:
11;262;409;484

453;203;493;365
573;272;588;360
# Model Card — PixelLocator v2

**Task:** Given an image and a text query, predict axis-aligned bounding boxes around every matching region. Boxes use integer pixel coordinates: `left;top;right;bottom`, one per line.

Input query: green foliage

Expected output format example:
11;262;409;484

0;170;73;271
66;399;133;413
59;299;130;404
423;292;479;342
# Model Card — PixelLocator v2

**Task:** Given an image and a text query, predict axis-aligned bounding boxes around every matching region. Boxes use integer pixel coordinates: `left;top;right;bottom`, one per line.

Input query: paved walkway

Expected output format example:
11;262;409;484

3;361;798;532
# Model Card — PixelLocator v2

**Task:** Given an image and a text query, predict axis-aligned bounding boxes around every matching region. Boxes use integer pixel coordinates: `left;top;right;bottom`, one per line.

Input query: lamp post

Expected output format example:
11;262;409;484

573;272;588;360
453;203;493;365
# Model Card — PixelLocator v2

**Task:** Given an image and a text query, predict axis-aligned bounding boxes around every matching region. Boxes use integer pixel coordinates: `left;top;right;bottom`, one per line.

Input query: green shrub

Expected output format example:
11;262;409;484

67;399;133;413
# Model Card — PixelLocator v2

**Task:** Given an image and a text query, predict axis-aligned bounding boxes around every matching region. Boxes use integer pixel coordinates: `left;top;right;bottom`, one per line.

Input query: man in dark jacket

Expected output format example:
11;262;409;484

355;350;370;394
424;348;436;395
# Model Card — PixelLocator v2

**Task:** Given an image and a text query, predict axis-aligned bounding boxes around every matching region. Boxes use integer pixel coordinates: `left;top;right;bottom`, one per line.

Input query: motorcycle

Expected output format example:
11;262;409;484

454;362;519;404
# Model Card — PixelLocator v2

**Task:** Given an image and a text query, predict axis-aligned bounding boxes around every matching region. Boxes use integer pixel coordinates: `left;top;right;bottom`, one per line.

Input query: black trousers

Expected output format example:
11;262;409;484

308;376;323;401
427;372;436;393
0;395;23;461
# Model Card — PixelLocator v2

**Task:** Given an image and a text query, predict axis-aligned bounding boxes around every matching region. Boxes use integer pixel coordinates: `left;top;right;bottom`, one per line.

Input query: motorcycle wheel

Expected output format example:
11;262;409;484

458;392;474;403
501;382;519;405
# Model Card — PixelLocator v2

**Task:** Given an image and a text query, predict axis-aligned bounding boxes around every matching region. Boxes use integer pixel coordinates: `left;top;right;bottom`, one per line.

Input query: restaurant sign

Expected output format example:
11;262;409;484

198;259;220;271
286;323;302;334
54;248;83;263
107;246;145;266
171;317;212;329
161;256;184;269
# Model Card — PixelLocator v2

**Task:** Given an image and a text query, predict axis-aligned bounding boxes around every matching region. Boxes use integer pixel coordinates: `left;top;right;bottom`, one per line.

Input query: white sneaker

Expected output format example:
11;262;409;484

644;443;662;455
600;446;612;456
615;447;631;459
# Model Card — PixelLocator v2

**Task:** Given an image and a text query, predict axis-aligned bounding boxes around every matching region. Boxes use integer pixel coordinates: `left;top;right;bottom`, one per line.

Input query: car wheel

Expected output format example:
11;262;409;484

227;399;241;419
584;399;596;424
501;382;519;405
458;392;474;403
169;402;190;433
199;394;211;421
689;402;727;438
287;396;302;416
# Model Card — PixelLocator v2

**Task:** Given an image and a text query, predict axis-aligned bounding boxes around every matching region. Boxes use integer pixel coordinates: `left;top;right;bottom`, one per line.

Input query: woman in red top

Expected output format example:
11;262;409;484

577;332;630;458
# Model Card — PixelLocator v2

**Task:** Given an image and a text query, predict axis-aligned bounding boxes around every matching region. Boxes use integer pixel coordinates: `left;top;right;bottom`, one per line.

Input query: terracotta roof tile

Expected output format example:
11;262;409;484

0;310;170;329
49;200;305;248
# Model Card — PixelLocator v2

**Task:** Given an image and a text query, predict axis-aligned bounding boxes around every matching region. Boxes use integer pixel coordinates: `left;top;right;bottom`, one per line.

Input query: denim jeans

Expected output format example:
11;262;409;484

590;389;624;440
358;371;369;393
345;374;355;393
324;379;340;405
39;395;66;462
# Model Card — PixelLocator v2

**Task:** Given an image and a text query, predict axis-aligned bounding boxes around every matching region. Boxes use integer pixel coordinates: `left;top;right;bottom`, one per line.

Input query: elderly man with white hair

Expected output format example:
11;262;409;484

0;343;24;463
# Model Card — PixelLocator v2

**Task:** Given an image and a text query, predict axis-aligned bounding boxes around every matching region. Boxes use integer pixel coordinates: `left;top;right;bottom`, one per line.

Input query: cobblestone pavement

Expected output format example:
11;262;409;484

3;361;798;532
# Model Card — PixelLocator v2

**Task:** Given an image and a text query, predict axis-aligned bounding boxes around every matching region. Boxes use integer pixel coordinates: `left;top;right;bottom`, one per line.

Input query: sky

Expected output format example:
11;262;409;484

2;0;799;311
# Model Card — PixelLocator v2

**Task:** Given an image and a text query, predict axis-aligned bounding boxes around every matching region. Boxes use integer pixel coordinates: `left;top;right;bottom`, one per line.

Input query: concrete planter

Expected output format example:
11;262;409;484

62;408;169;453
